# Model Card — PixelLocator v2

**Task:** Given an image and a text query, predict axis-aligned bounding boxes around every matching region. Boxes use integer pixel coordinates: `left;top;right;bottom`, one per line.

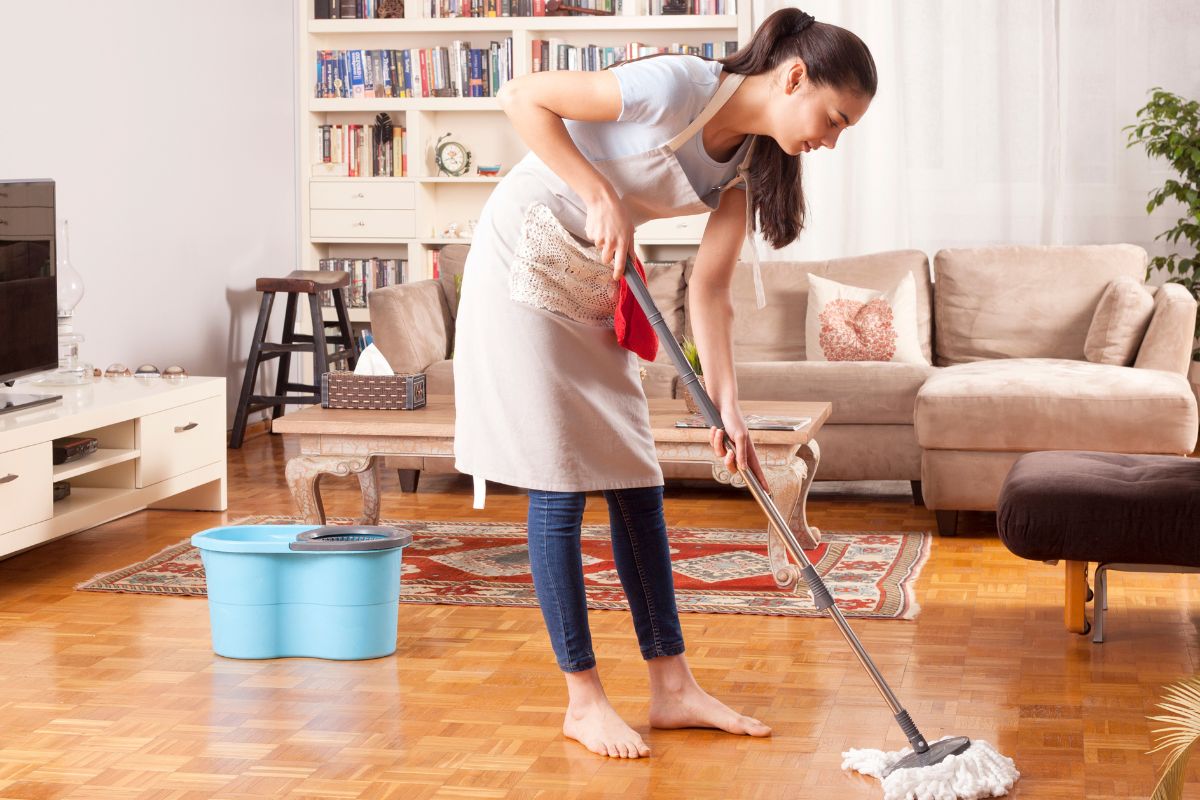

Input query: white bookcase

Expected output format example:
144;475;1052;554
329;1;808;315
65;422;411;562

296;0;751;327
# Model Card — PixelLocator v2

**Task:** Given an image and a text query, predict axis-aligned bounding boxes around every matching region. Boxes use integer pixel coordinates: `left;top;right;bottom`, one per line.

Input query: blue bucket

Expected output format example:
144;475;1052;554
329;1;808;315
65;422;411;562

190;524;412;660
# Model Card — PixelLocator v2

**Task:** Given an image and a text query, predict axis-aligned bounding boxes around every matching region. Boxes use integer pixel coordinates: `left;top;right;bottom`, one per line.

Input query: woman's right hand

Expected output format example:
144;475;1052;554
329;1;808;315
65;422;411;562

584;186;635;281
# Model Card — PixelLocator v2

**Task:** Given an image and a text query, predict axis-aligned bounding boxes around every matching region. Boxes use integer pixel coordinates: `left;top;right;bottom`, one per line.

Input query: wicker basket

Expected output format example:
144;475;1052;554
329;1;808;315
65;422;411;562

320;371;427;410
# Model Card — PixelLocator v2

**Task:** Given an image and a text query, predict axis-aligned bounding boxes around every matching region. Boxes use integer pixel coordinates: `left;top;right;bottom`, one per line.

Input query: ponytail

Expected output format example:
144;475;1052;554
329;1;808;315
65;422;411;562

721;8;877;248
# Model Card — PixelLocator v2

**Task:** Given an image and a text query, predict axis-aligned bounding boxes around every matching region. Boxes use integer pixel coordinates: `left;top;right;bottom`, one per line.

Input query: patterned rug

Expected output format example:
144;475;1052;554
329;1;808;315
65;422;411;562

76;516;929;619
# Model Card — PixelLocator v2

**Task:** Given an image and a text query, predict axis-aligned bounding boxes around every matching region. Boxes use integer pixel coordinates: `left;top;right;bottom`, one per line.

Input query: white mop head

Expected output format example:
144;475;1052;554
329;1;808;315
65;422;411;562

841;738;1019;800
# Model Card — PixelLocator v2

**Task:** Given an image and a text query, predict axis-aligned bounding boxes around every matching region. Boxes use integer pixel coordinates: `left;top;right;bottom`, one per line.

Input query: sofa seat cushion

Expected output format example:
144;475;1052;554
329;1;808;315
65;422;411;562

915;358;1198;453
425;359;677;400
719;361;936;424
997;451;1200;565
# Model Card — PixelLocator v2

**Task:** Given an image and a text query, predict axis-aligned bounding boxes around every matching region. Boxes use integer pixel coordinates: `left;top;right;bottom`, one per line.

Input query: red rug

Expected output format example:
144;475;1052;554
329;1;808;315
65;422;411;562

76;516;929;619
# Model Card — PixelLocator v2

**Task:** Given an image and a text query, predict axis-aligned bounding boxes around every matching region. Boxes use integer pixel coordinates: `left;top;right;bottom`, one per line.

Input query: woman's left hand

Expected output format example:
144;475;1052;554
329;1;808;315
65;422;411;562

709;410;769;492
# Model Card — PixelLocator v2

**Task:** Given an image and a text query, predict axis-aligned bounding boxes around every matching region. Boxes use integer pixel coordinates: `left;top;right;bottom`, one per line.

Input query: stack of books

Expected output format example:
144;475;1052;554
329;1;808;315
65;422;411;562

531;40;737;71
314;123;406;177
315;44;515;100
318;258;408;308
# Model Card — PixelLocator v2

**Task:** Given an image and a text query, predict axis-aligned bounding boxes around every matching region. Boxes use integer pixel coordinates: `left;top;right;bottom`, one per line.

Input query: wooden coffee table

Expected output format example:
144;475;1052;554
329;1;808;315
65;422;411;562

273;396;831;588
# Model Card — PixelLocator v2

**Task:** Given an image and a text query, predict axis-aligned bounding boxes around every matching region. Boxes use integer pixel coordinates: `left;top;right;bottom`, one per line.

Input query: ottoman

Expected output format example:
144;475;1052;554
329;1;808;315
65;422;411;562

997;450;1200;642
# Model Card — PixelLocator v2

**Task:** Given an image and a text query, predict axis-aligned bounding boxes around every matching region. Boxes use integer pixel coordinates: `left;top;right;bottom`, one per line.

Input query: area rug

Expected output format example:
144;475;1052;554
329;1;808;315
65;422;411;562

76;516;930;619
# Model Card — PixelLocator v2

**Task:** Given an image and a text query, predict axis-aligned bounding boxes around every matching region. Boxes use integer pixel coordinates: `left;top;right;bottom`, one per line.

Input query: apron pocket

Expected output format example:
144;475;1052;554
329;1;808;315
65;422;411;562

510;203;617;328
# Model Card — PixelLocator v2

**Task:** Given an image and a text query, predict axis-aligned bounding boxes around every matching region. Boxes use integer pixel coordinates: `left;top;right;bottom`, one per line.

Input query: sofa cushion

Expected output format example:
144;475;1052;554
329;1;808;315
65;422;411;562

437;244;470;320
721;361;936;424
805;272;928;365
1084;276;1155;366
368;281;452;374
933;244;1147;365
644;259;689;365
685;250;933;363
915;358;1198;454
426;358;677;400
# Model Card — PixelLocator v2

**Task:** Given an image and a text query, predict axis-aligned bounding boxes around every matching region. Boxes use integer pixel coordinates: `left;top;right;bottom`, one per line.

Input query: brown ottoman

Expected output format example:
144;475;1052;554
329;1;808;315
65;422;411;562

997;450;1200;641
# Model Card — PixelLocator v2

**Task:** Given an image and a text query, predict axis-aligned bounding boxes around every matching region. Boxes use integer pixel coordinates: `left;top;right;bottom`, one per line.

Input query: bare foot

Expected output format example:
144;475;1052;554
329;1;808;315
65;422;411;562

563;700;651;758
649;684;772;737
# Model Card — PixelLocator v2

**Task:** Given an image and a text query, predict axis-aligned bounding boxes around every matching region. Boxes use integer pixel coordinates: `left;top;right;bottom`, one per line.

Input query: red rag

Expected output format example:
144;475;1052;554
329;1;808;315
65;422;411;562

614;254;659;362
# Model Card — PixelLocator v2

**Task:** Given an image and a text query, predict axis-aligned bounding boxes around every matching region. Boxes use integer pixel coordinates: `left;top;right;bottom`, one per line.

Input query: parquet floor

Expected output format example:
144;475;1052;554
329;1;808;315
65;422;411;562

1;427;1198;799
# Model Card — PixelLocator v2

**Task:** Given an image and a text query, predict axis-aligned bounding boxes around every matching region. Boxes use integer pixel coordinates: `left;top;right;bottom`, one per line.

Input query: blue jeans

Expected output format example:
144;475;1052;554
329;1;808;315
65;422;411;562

526;485;686;672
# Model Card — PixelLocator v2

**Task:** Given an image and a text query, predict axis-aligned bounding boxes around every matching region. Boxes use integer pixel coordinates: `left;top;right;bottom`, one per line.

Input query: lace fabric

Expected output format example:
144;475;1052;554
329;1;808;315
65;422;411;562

509;203;617;327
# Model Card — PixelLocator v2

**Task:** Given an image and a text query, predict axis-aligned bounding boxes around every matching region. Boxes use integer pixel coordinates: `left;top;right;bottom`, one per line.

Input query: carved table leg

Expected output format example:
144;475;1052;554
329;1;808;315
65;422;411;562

710;440;821;591
285;455;377;525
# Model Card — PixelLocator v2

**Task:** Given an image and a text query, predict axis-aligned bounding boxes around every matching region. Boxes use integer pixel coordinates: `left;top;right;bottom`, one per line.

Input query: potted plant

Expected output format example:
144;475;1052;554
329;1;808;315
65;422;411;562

680;336;705;414
1126;88;1200;429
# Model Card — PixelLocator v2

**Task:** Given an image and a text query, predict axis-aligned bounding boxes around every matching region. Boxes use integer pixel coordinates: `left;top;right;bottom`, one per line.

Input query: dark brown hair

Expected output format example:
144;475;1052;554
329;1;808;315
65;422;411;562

721;8;877;248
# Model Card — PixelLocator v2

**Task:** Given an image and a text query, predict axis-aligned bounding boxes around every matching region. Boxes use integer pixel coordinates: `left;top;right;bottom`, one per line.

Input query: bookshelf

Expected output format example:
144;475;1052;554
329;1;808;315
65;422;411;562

296;0;752;327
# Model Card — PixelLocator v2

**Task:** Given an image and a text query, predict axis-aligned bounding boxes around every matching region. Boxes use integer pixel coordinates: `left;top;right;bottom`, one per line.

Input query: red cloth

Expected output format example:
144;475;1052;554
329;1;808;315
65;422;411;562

615;254;658;362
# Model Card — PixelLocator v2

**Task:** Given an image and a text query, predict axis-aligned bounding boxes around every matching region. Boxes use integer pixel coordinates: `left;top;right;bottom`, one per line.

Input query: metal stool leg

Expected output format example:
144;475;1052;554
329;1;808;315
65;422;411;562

271;292;299;420
229;291;275;449
1092;565;1108;644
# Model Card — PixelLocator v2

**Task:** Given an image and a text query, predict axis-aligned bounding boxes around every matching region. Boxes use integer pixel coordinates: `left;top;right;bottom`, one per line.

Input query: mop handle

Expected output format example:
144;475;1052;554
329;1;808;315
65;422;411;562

622;258;932;755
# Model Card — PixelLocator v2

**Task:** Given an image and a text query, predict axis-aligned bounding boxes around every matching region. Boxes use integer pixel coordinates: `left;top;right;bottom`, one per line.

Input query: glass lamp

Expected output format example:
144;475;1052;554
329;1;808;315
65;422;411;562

40;219;92;385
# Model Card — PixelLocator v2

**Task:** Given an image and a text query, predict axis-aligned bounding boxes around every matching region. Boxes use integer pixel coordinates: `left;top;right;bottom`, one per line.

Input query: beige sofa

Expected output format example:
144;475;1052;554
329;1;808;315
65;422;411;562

368;243;1198;534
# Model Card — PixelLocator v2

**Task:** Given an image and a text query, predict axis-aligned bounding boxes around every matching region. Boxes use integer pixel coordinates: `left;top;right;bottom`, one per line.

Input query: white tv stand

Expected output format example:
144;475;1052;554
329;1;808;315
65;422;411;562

0;376;227;560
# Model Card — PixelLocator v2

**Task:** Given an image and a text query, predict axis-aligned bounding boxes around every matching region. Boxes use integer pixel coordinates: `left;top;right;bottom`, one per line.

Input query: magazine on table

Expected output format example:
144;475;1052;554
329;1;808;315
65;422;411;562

674;413;812;431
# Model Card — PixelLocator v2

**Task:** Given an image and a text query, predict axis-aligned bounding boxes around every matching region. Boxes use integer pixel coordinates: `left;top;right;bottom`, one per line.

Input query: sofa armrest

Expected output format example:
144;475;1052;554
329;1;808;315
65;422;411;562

367;280;453;375
1134;282;1198;375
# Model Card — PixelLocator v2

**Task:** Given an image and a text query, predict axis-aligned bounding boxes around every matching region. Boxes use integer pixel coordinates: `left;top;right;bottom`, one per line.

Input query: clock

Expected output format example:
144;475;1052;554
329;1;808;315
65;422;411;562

435;133;472;177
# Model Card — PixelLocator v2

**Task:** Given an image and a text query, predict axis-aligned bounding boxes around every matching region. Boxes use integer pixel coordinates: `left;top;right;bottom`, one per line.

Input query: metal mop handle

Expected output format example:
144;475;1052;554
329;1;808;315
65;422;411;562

623;258;932;757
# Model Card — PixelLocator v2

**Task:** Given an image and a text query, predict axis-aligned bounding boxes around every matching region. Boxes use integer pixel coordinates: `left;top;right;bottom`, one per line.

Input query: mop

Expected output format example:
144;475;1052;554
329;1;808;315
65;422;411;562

623;259;1019;800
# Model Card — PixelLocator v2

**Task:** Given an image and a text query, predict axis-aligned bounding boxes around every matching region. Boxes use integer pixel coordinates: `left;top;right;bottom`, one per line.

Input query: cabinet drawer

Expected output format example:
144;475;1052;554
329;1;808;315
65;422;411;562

636;213;709;241
310;181;415;210
137;396;225;487
0;443;52;534
310;209;416;239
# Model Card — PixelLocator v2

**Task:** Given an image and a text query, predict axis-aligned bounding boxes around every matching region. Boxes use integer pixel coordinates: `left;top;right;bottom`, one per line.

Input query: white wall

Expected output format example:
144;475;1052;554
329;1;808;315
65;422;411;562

0;0;297;422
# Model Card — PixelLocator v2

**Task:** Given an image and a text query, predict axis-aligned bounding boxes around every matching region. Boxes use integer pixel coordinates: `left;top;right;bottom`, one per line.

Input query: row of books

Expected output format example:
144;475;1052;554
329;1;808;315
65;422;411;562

315;44;514;99
530;39;736;71
313;123;408;177
425;0;733;16
318;258;409;307
315;0;398;18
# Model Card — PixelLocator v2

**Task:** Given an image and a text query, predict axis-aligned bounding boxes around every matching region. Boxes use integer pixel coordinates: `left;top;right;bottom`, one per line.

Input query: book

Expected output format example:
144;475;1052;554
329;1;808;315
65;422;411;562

673;413;812;431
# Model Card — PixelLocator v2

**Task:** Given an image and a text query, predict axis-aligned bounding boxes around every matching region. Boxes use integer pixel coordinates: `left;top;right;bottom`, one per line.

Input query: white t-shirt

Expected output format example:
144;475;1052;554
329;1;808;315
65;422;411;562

564;55;752;209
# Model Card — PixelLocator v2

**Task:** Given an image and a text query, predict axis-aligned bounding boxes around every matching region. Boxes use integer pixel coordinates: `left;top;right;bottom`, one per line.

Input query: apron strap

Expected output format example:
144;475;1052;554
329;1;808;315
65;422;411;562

665;71;746;153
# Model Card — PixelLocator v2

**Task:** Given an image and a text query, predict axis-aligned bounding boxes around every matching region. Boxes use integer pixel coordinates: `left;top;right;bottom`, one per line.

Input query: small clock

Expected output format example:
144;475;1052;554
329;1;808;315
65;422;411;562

435;133;472;177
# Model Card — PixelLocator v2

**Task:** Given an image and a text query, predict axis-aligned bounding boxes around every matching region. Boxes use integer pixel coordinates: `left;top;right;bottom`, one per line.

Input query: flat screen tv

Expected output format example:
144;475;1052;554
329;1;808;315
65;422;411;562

0;179;61;414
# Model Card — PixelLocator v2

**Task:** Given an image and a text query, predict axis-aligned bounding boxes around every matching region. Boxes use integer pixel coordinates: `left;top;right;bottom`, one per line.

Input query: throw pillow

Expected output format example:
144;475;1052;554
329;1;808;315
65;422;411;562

805;272;928;364
1084;276;1155;366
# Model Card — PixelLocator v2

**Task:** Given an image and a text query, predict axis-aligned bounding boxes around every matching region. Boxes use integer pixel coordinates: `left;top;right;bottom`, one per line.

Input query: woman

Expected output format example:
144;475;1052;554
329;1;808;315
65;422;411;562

453;7;876;759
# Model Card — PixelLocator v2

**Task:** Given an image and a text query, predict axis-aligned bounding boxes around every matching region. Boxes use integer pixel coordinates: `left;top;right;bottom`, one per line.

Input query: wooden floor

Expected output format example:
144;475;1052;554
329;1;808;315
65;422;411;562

1;428;1198;799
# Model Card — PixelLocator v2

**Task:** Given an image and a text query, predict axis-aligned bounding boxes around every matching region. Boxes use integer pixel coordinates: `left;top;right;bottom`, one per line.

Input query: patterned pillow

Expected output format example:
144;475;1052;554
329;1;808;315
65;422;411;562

805;272;928;364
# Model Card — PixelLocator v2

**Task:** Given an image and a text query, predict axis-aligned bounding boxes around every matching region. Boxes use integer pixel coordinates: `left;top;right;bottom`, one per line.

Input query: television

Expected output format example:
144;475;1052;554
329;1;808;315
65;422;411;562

0;179;61;415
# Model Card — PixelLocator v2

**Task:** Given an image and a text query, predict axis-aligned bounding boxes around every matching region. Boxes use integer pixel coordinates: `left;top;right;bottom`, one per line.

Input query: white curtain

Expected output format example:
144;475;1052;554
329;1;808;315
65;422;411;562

752;0;1200;269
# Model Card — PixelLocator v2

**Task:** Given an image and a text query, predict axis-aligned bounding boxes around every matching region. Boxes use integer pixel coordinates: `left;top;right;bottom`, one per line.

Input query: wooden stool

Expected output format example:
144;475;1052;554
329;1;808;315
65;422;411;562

229;271;357;448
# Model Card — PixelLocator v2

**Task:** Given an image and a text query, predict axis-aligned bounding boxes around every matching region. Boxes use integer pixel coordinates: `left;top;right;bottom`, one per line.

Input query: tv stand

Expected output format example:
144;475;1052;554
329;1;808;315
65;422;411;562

0;392;61;416
0;376;227;560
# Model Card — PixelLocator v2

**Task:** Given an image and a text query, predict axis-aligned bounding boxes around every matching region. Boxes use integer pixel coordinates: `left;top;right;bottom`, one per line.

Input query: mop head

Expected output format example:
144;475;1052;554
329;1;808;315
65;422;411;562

841;738;1019;800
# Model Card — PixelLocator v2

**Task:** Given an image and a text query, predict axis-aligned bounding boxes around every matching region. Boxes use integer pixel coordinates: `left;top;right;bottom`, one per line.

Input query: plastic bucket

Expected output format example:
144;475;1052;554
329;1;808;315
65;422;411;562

190;524;412;660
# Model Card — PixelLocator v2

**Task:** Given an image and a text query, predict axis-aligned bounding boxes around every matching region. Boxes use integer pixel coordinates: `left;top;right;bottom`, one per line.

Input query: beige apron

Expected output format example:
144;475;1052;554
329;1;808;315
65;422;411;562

453;71;764;508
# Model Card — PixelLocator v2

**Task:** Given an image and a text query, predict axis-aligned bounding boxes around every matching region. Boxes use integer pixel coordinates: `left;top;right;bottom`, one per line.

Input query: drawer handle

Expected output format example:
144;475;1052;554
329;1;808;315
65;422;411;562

0;473;16;484
352;192;365;199
175;422;199;433
0;219;7;226
353;221;366;227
